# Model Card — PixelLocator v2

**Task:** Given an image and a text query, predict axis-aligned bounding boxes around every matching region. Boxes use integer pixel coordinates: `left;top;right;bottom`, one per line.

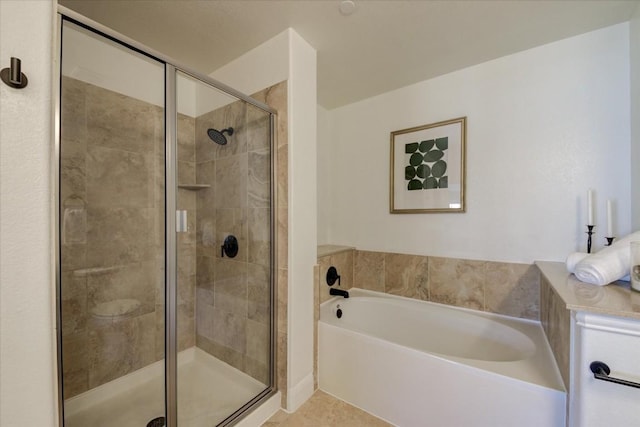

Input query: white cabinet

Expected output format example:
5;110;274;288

571;312;640;427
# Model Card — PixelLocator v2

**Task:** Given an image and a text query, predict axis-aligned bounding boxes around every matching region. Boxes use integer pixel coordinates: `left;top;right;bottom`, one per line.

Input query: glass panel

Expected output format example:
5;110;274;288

59;20;166;427
176;71;273;425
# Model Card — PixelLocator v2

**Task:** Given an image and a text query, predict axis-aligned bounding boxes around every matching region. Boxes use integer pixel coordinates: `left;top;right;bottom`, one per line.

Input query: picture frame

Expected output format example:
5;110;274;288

390;117;466;213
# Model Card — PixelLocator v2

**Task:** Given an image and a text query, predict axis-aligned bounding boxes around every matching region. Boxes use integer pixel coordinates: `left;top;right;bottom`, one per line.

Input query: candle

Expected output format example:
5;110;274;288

607;200;613;237
587;189;594;225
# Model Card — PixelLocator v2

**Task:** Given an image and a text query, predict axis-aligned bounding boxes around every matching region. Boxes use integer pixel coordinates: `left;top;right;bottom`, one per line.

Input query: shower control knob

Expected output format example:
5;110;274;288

221;235;239;258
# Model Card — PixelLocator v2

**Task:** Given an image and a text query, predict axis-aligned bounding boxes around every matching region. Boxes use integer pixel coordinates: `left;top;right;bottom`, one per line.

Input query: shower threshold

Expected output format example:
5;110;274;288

64;347;266;427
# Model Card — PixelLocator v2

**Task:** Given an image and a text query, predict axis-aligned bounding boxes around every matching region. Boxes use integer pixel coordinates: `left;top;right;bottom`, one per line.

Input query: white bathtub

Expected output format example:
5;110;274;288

319;289;566;427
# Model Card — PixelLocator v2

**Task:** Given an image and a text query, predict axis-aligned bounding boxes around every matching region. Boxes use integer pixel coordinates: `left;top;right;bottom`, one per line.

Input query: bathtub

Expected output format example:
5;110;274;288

318;289;566;427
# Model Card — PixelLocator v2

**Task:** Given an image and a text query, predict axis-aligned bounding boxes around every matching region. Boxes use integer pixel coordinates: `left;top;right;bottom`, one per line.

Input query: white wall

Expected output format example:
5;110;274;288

317;104;331;245
0;1;58;426
631;4;640;231
211;28;318;411
321;23;631;264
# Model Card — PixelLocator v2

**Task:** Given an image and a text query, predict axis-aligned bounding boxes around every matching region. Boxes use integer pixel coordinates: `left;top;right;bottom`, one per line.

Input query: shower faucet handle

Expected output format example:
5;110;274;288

221;235;239;258
326;266;341;287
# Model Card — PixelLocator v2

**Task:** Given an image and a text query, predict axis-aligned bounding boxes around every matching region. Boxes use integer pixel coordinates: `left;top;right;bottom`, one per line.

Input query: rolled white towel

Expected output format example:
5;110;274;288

574;231;640;285
566;252;589;273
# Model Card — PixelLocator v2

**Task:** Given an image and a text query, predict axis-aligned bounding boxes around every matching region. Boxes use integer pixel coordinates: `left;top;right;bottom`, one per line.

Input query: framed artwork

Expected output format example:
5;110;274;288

390;117;466;213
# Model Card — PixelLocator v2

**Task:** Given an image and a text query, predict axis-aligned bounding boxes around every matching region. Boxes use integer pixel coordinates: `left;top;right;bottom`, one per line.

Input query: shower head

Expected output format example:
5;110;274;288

207;127;234;145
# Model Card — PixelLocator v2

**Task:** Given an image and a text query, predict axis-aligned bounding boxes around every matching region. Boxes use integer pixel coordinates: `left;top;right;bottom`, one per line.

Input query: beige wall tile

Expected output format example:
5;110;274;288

277;268;288;335
354;250;385;292
485;262;539;320
248;263;270;324
248;207;270;266
177;113;195;162
214;153;248;209
540;276;571;390
62;332;88;398
277;331;288;408
429;257;484;310
277;143;288;208
248;149;271;208
277;207;288;269
246;104;271;152
384;252;429;300
318;256;334;304
195;110;217;163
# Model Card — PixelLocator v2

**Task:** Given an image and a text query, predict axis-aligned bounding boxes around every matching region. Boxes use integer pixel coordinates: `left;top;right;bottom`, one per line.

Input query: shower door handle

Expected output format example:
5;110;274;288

176;210;187;233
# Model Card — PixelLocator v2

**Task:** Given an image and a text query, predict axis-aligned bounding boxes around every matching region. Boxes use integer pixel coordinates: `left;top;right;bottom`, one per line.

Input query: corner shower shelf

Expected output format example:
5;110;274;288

178;184;210;191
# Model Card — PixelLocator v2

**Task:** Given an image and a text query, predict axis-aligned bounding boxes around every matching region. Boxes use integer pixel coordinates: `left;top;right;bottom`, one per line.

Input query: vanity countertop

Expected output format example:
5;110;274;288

536;261;640;320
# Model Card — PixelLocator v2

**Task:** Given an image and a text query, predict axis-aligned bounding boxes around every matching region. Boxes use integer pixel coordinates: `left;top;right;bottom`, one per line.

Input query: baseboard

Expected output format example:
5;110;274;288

287;372;314;412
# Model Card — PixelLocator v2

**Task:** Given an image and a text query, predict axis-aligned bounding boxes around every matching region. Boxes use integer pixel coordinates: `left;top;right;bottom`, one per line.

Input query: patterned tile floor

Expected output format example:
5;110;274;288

262;391;392;427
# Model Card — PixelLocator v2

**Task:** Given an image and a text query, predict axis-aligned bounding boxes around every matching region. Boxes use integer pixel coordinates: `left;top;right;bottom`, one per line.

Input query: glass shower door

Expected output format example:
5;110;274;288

175;71;274;426
58;20;166;427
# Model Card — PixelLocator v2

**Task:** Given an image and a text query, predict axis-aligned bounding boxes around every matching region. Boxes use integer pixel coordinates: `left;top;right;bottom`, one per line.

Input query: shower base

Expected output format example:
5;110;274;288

64;347;266;427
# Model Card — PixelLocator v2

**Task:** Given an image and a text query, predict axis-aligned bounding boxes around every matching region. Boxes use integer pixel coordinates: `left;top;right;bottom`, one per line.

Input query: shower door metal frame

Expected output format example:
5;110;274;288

54;6;279;427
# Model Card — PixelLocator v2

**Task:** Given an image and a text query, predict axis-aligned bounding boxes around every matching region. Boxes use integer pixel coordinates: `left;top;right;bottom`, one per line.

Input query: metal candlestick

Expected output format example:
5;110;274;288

605;237;615;247
586;225;595;253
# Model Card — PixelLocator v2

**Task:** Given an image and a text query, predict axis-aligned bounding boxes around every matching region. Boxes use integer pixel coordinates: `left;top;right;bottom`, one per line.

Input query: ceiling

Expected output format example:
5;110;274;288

59;0;639;109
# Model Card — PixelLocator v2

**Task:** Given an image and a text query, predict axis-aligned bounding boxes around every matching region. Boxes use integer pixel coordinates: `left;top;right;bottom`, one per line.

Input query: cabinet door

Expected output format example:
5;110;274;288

571;312;640;427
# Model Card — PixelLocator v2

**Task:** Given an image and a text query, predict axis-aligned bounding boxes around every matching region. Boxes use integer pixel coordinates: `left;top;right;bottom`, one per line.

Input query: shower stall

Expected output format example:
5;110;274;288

56;10;277;427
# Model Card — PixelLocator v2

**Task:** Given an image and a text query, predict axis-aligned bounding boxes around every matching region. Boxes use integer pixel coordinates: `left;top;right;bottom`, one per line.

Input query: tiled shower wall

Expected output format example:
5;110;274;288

61;76;288;403
60;77;173;398
193;81;288;392
60;77;287;401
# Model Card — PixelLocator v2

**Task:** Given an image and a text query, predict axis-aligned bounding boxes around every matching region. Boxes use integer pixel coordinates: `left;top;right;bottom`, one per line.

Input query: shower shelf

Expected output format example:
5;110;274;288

178;184;210;191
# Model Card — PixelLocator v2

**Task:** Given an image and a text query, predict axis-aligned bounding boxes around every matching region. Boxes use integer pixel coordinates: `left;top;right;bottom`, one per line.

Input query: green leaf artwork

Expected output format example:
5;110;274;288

435;137;448;150
431;160;447;177
409;153;423;166
405;137;448;191
419;139;435;153
405;142;419;153
405;166;416;180
407;179;422;190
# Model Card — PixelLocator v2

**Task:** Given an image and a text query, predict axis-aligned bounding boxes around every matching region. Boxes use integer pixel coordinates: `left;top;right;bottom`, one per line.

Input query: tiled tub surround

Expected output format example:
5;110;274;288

314;245;541;389
316;246;540;319
61;76;289;408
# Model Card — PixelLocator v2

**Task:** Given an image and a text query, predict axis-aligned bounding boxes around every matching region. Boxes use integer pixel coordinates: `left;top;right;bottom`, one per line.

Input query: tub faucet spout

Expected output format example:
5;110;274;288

330;288;349;298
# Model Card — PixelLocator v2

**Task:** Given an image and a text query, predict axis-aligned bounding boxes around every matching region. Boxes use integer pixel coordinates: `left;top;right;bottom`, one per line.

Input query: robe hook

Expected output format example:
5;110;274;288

1;57;28;89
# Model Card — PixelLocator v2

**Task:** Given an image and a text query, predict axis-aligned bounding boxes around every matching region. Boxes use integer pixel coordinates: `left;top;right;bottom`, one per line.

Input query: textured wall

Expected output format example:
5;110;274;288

0;1;56;425
631;4;640;231
320;24;631;263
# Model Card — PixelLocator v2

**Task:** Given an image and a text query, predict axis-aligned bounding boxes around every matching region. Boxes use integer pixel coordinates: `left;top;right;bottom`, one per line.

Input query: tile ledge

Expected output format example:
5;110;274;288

317;244;355;259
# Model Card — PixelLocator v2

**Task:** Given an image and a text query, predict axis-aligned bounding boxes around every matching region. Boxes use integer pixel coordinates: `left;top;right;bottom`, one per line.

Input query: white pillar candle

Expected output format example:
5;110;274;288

587;189;594;225
607;200;613;237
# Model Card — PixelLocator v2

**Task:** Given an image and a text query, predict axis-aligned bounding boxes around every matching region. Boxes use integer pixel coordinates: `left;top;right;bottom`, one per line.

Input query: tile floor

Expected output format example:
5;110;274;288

262;390;392;427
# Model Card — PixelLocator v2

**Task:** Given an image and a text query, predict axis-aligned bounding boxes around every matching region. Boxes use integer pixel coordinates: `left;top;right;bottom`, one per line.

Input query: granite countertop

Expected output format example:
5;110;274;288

536;261;640;321
317;245;355;258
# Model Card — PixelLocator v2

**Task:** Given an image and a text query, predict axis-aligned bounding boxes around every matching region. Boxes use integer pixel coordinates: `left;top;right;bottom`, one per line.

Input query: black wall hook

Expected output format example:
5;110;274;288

1;57;28;89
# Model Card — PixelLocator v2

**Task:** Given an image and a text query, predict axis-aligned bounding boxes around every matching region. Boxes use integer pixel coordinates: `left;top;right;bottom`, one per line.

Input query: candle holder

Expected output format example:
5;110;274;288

586;225;595;253
605;237;615;247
